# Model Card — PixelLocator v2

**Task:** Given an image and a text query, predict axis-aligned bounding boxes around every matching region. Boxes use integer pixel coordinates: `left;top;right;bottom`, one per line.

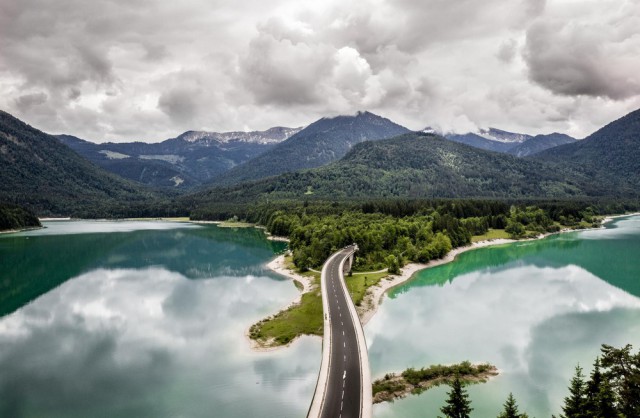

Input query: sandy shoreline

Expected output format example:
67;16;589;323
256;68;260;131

357;238;516;325
252;213;640;351
245;254;319;351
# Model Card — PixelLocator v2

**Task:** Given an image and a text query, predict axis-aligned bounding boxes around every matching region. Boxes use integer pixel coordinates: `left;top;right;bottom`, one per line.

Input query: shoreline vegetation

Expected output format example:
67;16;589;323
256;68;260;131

251;212;640;351
372;361;499;404
0;204;42;234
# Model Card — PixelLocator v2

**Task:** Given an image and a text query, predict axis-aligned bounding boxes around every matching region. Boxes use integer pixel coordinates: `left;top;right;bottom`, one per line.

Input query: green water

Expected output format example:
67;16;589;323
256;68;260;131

0;221;320;418
368;216;640;417
2;217;640;418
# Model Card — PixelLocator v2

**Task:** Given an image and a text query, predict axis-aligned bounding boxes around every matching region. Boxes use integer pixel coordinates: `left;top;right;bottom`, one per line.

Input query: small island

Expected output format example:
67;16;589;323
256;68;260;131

372;361;498;404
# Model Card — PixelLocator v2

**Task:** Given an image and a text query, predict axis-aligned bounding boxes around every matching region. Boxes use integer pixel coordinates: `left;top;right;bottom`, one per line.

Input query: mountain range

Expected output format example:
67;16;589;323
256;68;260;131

428;127;577;156
57;126;302;188
2;107;639;217
210;111;411;186
0;111;162;216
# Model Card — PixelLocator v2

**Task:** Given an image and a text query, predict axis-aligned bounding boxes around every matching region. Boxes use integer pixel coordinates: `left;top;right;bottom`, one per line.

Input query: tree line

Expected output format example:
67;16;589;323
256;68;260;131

438;344;640;418
191;199;625;272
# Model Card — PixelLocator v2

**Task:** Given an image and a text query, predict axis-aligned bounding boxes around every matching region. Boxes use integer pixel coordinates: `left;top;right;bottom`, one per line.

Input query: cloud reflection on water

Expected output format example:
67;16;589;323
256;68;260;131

0;267;319;418
368;263;640;418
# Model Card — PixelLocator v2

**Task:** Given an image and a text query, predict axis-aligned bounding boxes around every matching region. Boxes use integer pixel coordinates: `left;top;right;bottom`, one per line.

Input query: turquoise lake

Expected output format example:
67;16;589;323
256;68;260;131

1;216;640;417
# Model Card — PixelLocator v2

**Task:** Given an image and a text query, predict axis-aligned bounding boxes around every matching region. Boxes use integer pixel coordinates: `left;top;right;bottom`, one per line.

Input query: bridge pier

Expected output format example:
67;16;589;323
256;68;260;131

342;253;354;274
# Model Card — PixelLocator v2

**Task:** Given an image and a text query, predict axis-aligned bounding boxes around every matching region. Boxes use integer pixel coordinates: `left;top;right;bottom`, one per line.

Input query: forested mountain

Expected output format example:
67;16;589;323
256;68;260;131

442;128;531;153
533;108;640;195
507;133;577;157
439;127;576;156
0;111;165;216
211;111;410;186
189;132;603;206
57;126;300;189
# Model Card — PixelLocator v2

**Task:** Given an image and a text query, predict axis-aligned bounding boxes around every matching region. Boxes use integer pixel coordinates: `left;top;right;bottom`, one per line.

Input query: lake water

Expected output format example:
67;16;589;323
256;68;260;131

369;215;640;417
1;217;640;417
0;221;319;418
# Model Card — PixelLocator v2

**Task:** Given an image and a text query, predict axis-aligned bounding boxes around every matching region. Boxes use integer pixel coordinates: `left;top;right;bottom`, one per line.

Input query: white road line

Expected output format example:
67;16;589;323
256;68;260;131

343;330;345;336
344;342;346;348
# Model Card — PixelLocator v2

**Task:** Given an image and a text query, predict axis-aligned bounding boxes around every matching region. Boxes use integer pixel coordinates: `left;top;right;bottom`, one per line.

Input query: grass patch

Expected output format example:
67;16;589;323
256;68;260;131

250;260;390;347
249;274;323;345
345;271;391;306
471;229;510;242
217;221;255;228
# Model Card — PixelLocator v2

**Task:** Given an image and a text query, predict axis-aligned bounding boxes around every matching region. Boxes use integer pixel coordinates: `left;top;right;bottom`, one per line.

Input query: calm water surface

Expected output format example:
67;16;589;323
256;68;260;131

2;217;640;417
369;216;640;418
0;221;320;418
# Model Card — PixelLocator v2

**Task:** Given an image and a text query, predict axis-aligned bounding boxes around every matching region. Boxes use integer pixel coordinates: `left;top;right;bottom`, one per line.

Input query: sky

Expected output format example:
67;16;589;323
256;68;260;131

1;0;640;143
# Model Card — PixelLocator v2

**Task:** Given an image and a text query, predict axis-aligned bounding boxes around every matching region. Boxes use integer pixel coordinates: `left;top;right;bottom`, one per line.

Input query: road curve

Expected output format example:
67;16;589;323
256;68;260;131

307;245;372;418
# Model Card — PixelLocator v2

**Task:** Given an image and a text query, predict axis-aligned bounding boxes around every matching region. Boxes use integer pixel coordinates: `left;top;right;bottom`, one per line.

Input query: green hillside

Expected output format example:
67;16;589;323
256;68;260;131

190;133;600;206
533;108;640;196
0;111;168;217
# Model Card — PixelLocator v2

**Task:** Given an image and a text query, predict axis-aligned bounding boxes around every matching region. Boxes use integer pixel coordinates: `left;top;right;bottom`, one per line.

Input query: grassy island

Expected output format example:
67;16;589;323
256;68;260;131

372;361;498;404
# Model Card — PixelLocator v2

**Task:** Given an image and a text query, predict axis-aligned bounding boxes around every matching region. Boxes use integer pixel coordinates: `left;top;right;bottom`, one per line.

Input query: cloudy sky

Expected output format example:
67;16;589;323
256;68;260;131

1;0;640;143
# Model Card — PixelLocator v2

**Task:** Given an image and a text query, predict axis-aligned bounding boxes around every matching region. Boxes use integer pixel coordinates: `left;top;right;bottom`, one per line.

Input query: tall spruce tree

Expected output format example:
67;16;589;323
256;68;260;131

561;365;587;418
584;357;618;417
440;375;473;418
497;393;529;418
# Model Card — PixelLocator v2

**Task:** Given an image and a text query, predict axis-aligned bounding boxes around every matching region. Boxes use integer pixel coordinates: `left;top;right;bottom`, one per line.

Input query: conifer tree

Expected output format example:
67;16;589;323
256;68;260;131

584;358;604;415
561;365;587;418
440;375;473;418
497;393;529;418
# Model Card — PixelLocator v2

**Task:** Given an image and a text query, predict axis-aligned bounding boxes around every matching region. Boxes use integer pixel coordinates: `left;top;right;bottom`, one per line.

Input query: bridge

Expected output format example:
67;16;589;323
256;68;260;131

307;245;372;418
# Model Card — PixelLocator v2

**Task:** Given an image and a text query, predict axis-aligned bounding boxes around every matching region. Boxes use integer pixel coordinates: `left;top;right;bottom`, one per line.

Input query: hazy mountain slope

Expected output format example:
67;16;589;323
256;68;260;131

508;133;577;157
533;108;640;195
211;111;411;186
191;133;599;206
57;127;301;188
0;111;158;216
443;132;516;153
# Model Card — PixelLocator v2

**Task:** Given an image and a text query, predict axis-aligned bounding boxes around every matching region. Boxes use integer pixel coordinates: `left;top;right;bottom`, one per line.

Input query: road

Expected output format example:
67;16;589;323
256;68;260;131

308;245;371;418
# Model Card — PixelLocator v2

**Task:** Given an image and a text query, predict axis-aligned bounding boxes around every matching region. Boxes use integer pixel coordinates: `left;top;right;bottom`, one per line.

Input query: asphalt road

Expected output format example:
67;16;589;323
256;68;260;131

319;246;363;418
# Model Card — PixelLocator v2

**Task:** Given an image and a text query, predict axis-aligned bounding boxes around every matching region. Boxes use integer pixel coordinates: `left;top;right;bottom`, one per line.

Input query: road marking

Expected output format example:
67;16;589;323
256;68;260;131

342;330;345;336
341;321;343;326
344;342;346;348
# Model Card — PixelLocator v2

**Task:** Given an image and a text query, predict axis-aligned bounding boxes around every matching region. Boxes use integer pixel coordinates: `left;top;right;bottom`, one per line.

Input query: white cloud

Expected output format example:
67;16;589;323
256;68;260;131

0;0;639;142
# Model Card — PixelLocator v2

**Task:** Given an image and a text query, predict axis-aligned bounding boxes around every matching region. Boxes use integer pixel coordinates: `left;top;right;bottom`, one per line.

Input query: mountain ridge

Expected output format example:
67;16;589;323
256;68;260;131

209;111;411;186
0;110;162;216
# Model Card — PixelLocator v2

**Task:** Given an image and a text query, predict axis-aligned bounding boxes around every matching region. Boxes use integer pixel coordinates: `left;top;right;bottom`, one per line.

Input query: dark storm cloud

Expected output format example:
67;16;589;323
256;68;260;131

524;9;640;100
14;92;47;112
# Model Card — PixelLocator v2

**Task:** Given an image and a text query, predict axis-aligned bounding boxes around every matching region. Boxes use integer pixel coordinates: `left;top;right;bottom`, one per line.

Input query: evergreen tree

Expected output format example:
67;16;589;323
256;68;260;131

597;380;619;418
600;344;640;417
497;393;529;418
561;365;587;418
585;358;604;415
583;357;619;417
440;375;473;418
